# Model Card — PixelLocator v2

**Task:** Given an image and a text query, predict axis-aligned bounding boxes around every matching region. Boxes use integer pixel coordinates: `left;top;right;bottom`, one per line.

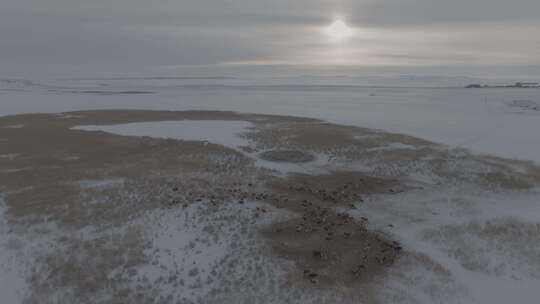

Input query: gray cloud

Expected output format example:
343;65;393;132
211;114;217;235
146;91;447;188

347;0;540;27
1;0;539;76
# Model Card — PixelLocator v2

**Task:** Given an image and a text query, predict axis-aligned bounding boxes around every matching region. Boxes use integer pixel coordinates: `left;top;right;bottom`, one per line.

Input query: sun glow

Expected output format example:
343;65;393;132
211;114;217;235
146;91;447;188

324;19;354;42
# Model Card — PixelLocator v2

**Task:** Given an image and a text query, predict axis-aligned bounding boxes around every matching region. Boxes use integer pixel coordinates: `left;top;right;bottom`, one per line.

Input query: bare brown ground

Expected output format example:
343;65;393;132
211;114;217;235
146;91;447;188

263;172;402;286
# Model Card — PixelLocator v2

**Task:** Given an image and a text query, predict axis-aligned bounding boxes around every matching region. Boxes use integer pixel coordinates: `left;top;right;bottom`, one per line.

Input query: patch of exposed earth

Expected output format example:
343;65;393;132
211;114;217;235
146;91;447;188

1;110;539;304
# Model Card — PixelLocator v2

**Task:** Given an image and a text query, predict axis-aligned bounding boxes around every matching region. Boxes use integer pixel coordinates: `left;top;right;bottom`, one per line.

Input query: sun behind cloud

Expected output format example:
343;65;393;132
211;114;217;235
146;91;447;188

324;19;354;42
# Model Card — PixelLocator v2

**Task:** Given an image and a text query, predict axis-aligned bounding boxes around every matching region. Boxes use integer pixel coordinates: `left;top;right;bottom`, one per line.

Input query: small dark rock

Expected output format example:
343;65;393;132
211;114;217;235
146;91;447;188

259;150;315;163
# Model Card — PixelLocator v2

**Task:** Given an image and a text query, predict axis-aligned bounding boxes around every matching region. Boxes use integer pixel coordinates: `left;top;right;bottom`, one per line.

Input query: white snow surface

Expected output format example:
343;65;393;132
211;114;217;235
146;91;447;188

0;196;28;304
349;187;540;304
127;200;298;303
74;120;253;151
0;195;63;304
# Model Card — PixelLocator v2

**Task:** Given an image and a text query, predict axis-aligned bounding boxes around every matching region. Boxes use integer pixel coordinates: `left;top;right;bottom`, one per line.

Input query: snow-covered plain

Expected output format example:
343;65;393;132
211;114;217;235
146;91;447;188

2;75;540;303
2;76;540;163
71;117;540;304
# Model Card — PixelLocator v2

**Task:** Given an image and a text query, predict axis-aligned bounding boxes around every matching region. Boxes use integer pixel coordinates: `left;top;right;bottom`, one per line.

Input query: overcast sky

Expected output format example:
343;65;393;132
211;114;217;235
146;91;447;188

1;0;539;76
